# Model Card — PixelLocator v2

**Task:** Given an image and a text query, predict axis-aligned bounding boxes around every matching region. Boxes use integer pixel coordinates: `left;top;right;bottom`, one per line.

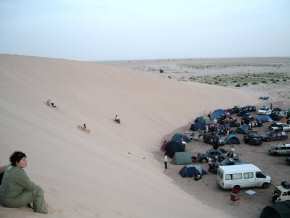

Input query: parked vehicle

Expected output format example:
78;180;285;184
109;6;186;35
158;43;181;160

262;130;288;142
269;122;290;132
258;106;272;115
268;144;290;155
271;108;288;121
217;164;271;189
272;181;290;203
244;131;263;146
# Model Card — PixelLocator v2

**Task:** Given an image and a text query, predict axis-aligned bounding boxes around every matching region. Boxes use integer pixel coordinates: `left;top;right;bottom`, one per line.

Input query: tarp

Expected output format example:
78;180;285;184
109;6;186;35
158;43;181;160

256;115;273;123
260;201;290;218
174;152;192;165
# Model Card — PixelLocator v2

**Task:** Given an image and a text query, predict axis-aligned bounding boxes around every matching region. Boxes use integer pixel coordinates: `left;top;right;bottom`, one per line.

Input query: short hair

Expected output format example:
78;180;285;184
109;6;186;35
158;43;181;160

9;151;27;166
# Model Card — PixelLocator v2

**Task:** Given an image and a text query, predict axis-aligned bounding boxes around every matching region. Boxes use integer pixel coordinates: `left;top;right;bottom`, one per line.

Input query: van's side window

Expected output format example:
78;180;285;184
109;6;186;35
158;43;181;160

232;173;242;180
256;172;266;178
243;172;254;179
225;174;232;180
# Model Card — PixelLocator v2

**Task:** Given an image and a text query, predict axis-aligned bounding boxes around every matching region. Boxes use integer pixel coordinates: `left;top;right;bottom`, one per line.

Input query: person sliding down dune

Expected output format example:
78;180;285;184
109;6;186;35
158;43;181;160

0;151;48;214
46;99;57;108
114;113;121;124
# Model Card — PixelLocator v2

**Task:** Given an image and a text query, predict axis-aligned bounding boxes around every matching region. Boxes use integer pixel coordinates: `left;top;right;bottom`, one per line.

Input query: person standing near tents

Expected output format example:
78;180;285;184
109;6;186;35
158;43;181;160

163;155;168;170
0;151;48;214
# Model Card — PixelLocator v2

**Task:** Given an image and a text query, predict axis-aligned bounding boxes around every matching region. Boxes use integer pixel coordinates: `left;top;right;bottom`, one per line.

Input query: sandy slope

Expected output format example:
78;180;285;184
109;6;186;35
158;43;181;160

0;55;258;218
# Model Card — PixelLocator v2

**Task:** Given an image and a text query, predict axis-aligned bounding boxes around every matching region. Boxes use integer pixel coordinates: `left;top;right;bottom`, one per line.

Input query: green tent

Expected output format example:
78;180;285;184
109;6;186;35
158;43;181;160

174;152;192;165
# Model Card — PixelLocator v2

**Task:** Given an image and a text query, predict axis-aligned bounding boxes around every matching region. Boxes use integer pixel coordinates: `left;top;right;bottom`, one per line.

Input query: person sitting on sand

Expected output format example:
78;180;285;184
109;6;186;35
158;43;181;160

0;151;48;214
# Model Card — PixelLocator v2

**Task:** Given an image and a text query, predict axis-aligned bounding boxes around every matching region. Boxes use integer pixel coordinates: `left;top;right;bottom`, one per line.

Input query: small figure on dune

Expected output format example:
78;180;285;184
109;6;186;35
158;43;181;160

78;123;90;133
114;113;121;124
46;99;57;108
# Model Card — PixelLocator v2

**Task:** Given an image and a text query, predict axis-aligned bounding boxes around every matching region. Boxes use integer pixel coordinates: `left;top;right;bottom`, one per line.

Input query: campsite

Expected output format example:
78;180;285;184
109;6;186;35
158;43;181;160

162;104;290;218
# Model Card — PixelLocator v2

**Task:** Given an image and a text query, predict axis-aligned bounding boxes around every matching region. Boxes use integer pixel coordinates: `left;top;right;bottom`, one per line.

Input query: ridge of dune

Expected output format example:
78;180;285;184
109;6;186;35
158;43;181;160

0;54;258;218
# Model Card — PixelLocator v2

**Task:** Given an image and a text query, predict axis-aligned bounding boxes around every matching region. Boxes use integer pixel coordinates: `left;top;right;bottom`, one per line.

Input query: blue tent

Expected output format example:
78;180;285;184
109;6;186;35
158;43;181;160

179;164;206;178
256;115;273;123
211;109;226;120
171;133;191;143
190;116;210;131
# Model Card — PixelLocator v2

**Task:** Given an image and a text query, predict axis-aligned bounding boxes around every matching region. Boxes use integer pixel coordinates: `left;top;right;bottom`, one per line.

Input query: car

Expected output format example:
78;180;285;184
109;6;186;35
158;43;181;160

244;131;263;145
258;106;272;115
271;108;288;121
269;122;290;132
268;144;290;155
237;105;256;116
262;130;288;142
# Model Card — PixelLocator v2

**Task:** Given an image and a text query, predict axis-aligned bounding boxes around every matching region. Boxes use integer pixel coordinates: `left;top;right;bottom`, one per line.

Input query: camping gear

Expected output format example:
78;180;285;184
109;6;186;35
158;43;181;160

174;152;192;165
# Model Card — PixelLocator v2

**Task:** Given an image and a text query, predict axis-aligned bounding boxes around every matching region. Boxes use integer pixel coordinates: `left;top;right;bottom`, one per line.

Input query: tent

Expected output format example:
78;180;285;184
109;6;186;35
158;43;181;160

174;152;192;165
256;115;273;123
179;164;206;178
211;109;226;120
260;201;290;218
164;141;185;158
236;124;250;134
190;116;210;131
171;133;191;143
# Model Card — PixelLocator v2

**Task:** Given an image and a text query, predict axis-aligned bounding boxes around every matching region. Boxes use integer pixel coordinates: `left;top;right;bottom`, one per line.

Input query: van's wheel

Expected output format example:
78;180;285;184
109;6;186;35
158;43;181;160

262;182;270;188
194;174;201;181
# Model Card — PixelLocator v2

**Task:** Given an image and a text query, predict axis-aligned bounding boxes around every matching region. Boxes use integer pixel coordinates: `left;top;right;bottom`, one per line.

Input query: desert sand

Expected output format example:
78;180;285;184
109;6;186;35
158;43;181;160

0;54;259;218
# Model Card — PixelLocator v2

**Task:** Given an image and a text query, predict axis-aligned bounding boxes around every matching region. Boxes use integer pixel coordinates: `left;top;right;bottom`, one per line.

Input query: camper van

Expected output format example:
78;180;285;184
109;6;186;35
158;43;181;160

217;164;271;190
268;144;290;156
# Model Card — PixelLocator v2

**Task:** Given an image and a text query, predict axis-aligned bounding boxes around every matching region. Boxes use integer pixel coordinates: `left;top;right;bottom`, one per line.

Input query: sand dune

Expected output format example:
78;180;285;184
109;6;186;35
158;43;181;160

0;54;258;218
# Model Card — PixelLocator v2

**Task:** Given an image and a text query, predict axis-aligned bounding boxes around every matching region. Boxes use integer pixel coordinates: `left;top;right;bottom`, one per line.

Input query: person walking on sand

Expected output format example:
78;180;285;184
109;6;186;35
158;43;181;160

0;151;48;214
163;155;168;170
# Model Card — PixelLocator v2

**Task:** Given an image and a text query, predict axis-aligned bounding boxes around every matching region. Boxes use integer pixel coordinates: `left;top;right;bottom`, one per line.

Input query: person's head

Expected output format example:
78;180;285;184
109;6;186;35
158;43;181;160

9;151;27;168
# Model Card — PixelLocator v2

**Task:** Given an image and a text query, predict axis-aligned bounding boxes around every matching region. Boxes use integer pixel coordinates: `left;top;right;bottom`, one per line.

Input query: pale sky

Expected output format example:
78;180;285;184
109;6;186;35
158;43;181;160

0;0;290;61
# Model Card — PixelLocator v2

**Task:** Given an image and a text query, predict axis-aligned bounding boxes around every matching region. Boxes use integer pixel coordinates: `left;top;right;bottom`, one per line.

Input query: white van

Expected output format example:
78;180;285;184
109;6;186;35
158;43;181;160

268;144;290;155
217;164;271;189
